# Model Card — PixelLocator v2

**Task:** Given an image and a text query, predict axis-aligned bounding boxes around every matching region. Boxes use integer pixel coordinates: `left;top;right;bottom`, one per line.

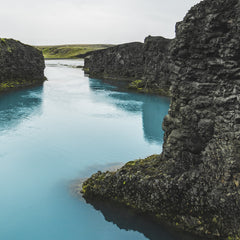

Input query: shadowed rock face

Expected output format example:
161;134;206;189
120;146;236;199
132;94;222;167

84;42;144;80
143;36;171;92
82;0;240;239
0;38;45;91
163;0;240;172
84;37;172;94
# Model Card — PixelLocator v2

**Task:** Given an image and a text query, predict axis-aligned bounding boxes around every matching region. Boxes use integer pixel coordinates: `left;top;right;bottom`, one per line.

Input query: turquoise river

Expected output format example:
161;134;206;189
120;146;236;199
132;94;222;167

0;60;196;240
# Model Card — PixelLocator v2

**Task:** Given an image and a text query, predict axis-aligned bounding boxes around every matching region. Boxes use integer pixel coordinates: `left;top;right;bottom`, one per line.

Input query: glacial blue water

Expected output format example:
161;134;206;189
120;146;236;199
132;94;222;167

0;59;185;240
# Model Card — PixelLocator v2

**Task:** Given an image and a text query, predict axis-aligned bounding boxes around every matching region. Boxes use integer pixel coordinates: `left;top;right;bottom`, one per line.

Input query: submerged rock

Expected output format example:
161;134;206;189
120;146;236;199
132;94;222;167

82;0;240;239
0;38;45;92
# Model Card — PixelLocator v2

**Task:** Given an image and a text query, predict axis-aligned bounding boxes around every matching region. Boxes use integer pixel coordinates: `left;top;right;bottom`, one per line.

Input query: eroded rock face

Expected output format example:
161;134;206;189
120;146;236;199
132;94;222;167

159;0;240;236
84;37;172;94
82;0;240;238
143;36;171;93
84;42;144;81
0;38;45;91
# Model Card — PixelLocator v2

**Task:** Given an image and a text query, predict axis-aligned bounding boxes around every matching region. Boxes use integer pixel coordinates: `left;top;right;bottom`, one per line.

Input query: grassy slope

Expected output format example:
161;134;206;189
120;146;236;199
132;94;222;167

36;44;113;59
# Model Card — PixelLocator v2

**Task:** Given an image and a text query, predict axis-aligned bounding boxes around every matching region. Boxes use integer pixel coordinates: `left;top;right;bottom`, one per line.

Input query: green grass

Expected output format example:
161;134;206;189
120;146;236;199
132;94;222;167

36;44;113;59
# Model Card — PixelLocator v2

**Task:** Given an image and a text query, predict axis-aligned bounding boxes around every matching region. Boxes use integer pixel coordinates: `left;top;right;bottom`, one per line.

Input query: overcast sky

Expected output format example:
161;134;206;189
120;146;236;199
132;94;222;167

0;0;201;45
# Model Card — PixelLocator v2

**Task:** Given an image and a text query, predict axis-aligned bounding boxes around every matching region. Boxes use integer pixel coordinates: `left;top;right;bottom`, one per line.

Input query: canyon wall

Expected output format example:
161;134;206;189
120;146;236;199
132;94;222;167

82;0;240;239
0;38;45;92
84;37;172;95
143;36;171;94
84;42;144;81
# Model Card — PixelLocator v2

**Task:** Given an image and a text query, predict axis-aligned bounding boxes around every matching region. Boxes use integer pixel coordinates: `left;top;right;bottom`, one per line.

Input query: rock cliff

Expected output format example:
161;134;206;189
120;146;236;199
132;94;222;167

82;0;240;239
84;42;144;80
143;36;171;94
84;37;172;95
0;38;45;92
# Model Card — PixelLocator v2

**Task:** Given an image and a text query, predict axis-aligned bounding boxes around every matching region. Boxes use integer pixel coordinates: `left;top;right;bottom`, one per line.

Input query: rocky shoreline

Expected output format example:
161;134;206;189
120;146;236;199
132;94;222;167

0;38;45;93
84;37;172;96
81;0;240;239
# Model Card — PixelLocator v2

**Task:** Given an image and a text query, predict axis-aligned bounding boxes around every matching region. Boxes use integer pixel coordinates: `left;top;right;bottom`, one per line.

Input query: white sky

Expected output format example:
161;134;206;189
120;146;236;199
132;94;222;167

0;0;201;45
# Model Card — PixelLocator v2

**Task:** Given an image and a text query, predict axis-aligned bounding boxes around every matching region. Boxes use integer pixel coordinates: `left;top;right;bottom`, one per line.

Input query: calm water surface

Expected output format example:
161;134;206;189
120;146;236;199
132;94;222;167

0;59;180;240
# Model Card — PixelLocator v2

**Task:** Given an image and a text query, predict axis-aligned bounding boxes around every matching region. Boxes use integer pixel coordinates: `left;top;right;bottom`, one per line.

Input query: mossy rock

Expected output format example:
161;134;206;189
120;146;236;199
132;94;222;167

128;79;145;89
0;38;45;92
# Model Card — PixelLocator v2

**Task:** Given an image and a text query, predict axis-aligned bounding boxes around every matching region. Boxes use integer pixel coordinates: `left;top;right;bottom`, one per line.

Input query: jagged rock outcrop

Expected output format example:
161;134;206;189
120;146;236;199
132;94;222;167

82;0;240;239
143;36;171;94
0;38;45;92
84;42;144;80
84;37;172;95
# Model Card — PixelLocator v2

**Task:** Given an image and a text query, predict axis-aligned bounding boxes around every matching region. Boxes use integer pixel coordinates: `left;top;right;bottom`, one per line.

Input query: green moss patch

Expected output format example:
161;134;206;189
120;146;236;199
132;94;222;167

128;80;171;96
128;79;145;89
0;78;45;92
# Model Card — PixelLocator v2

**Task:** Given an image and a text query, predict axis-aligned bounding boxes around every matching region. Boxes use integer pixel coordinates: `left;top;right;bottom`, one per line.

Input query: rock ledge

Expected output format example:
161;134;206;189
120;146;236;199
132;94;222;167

0;38;45;92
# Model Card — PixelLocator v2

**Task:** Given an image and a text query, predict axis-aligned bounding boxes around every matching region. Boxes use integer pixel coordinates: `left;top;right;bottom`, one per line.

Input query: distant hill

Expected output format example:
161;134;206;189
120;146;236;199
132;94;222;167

36;44;114;59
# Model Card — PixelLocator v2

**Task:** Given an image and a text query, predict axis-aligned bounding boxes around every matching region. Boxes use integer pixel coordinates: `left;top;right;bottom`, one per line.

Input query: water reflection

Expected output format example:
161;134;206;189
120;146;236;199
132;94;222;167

0;86;43;131
89;78;170;144
85;198;203;240
142;98;169;143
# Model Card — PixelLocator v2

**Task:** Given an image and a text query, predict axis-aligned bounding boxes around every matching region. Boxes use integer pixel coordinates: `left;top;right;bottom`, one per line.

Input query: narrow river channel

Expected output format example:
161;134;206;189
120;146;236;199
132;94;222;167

0;59;192;240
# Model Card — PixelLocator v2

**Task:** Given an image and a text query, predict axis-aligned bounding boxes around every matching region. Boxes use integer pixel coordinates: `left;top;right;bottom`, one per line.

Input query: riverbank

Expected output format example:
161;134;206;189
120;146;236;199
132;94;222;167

81;154;213;238
0;59;171;240
83;37;171;96
0;38;45;93
81;0;240;239
0;78;46;93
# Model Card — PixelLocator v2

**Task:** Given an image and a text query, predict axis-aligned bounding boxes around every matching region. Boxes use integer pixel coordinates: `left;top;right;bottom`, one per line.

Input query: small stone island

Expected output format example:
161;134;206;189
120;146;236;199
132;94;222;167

0;38;45;92
81;0;240;239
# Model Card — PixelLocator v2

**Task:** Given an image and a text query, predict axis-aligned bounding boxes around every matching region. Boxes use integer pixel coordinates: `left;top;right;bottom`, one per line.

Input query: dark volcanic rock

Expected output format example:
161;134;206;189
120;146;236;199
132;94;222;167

143;36;172;95
84;37;172;95
84;42;144;81
82;0;240;239
0;38;45;92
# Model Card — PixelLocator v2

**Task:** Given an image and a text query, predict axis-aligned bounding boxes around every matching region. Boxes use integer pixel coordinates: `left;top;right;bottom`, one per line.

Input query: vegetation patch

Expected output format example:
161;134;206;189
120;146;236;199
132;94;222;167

0;78;45;92
128;80;171;96
36;44;114;59
128;79;145;89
